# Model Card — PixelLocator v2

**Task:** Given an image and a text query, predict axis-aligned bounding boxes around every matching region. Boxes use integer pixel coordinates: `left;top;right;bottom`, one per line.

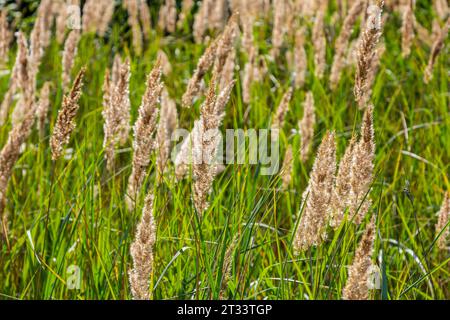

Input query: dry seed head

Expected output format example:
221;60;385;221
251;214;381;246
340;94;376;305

139;0;152;38
299;92;316;162
280;145;294;191
354;1;384;108
342;216;376;300
182;39;218;108
349;105;376;224
424;18;449;84
213;14;238;77
126;62;163;211
219;235;239;300
294;27;307;89
124;0;143;55
36;82;52;137
62;30;81;91
129;192;156;300
177;0;194;28
294;131;337;253
158;0;177;33
271;87;293;132
401;1;414;57
435;192;450;251
0;8;12;64
313;10;327;79
50;67;85;160
330;135;357;228
156;88;178;180
330;0;366;89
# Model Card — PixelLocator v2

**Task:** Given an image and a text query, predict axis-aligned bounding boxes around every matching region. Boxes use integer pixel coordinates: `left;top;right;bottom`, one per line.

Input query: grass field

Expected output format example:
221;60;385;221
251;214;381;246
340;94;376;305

0;0;449;300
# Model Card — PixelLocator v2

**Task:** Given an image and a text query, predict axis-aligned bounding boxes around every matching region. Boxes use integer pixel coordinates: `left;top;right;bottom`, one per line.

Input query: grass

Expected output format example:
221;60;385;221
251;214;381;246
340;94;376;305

0;2;449;300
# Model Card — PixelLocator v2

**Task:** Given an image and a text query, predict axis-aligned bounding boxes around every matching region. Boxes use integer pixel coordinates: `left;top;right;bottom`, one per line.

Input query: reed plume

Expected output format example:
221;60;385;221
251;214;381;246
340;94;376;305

435;192;449;251
158;0;177;33
293;27;307;89
0;100;37;238
213;14;238;77
102;59;131;171
190;77;235;215
349;105;375;224
177;0;194;28
126;62;163;211
330;136;357;228
50;67;85;160
294;131;336;253
193;0;211;43
271;87;293;133
434;0;449;21
271;0;287;59
401;1;414;57
82;0;115;36
157;50;172;76
138;0;152;40
36;82;52;137
156;88;178;180
211;0;229;30
182;39;218;108
330;0;366;89
280;145;294;191
124;0;143;55
313;10;326;79
219;235;238;300
129;192;156;300
424;18;449;84
342;216;376;300
0;8;12;64
354;1;384;108
219;48;236;91
298;92;316;162
62;30;80;91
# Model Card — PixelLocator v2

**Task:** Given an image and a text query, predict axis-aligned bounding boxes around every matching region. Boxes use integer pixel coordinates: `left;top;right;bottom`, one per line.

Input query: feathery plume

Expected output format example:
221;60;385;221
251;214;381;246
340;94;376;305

349;105;376;224
158;0;177;33
11;32;34;125
293;131;337;253
0;73;38;235
129;192;156;300
138;0;152;39
157;50;172;76
124;0;143;55
424;18;449;84
434;0;449;21
330;136;357;228
103;59;131;171
219;235;238;300
0;9;12;65
177;0;194;28
62;30;80;91
330;0;366;89
271;87;293;132
271;0;287;59
293;27;307;89
213;15;238;77
193;0;212;43
298;92;316;162
401;1;414;57
82;0;115;36
435;192;449;251
126;62;163;211
50;68;85;160
342;216;376;300
354;1;384;108
219;48;236;91
211;0;229;30
281;145;294;191
182;39;218;108
313;10;327;79
156;88;178;180
36;82;52;137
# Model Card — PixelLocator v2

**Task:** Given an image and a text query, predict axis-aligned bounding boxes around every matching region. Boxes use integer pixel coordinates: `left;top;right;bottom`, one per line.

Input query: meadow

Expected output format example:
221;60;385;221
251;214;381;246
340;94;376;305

0;0;449;300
